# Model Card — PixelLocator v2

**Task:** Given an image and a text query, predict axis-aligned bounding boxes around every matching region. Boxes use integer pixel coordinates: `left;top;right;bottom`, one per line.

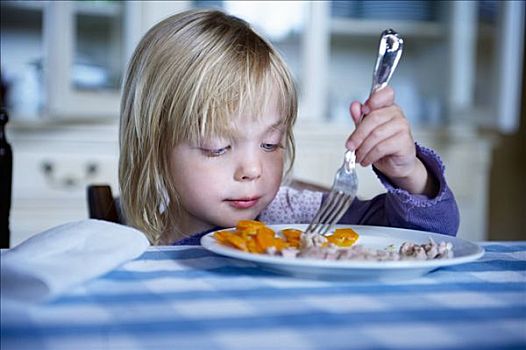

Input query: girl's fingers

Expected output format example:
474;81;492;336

355;117;406;164
364;86;395;111
346;105;399;151
359;131;407;167
346;101;366;150
349;101;362;124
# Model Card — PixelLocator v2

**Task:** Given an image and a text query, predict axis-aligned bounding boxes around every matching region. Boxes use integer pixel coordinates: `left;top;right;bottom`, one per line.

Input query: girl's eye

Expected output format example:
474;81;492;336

201;146;231;157
261;143;283;152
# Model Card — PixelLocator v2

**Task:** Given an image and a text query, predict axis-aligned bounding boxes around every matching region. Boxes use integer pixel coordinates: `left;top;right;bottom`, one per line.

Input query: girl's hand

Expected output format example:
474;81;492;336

346;86;438;196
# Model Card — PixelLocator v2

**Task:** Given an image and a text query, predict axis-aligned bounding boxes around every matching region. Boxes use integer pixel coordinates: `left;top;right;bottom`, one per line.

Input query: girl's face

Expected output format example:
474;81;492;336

169;101;286;237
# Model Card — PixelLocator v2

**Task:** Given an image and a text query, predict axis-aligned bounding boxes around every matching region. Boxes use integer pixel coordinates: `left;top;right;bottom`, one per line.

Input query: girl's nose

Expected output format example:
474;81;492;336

234;155;262;182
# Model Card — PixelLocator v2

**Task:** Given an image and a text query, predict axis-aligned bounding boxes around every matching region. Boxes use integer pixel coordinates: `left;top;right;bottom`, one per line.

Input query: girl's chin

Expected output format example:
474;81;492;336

213;195;274;227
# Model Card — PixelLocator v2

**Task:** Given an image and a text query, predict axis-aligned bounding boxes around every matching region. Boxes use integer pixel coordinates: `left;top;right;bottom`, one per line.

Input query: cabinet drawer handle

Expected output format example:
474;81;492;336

40;160;100;189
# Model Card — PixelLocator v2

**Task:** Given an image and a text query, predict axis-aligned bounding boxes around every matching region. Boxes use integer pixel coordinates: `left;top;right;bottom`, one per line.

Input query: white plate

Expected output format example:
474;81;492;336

200;224;484;281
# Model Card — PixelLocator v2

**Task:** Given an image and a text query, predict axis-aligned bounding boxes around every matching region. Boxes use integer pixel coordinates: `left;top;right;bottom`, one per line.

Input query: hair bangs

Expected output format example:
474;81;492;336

166;36;296;147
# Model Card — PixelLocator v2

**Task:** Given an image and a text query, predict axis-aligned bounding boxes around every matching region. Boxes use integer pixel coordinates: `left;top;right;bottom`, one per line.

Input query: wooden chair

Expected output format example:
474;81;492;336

87;179;329;224
87;185;122;224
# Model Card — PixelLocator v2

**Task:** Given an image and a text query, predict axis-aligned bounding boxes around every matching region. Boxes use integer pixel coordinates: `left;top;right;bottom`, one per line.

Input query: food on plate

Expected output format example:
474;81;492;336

213;220;359;253
299;239;453;261
213;220;453;261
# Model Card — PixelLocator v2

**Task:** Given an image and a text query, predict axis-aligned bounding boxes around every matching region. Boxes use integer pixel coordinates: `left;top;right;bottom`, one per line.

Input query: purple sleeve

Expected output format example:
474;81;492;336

337;143;460;236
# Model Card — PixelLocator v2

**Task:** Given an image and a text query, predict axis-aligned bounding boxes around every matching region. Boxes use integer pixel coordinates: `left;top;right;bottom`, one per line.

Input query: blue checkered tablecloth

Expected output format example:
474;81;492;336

2;242;525;350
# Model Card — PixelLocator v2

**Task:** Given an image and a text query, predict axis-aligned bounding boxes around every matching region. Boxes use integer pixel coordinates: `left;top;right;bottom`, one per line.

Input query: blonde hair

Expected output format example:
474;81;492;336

119;9;298;244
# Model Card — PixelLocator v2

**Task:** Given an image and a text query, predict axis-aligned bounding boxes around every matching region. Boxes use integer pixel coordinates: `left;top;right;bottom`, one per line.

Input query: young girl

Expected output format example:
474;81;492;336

119;9;459;245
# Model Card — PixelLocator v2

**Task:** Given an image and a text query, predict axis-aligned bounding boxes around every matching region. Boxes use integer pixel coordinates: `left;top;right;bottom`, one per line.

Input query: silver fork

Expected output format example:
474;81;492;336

305;29;404;236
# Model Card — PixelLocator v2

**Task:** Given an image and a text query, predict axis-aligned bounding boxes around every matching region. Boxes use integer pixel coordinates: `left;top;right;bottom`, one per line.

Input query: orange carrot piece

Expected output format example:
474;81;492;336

282;229;302;240
326;228;359;247
224;234;248;251
236;220;265;233
255;229;275;250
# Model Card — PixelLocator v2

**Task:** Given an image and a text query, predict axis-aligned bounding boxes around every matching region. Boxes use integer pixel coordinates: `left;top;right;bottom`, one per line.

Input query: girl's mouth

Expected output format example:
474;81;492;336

226;197;260;209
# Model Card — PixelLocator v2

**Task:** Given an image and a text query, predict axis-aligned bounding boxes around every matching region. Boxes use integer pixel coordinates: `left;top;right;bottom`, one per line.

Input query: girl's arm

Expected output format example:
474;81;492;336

259;144;459;236
337;143;460;236
341;86;459;235
261;86;459;235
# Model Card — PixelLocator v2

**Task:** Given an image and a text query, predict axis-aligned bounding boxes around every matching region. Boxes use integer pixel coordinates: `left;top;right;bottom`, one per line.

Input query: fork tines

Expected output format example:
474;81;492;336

304;191;354;236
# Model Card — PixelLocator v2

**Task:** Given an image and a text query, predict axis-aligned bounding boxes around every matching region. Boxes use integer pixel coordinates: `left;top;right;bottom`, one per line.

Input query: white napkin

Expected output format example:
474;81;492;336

1;219;150;303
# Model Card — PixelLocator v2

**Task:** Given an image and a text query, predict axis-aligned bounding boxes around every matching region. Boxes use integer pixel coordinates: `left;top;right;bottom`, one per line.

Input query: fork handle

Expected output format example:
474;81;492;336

370;29;404;95
349;29;404;172
357;29;404;125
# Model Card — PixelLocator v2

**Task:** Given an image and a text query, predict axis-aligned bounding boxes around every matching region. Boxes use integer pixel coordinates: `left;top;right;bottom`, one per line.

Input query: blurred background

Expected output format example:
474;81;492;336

1;0;524;246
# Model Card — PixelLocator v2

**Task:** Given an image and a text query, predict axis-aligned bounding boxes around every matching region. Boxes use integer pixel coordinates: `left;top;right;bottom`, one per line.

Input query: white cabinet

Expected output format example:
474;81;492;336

43;1;124;119
222;1;524;133
312;1;523;132
2;1;126;119
4;1;521;128
0;1;191;121
8;123;120;246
